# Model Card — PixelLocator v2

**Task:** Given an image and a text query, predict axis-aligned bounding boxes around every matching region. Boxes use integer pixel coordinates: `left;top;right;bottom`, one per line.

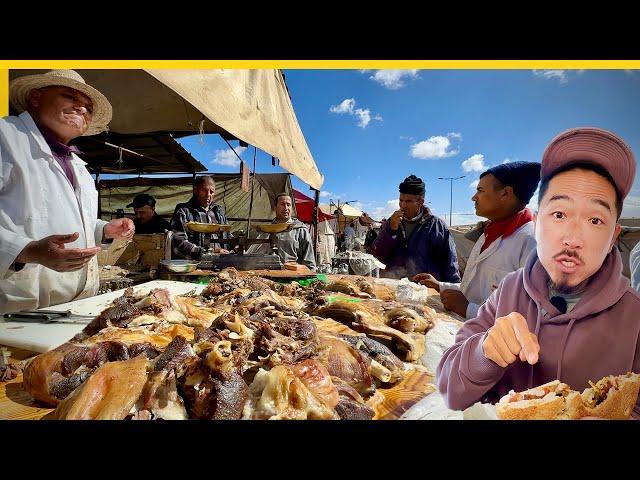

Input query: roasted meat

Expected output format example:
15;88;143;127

317;334;374;396
242;364;339;420
52;356;149;420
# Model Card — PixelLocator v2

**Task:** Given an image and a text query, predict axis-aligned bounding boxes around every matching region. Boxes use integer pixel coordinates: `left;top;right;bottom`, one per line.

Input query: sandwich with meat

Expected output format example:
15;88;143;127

496;372;640;420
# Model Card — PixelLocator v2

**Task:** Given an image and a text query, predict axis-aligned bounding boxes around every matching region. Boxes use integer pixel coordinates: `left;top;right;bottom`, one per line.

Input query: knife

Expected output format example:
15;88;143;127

2;310;95;324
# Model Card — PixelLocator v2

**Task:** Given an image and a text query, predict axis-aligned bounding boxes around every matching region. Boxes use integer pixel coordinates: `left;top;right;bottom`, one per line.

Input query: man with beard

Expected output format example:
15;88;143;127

413;162;540;319
372;175;460;281
436;127;640;418
0;70;134;313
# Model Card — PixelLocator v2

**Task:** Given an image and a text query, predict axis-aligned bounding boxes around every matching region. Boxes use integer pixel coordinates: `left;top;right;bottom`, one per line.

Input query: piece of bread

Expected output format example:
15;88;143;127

581;372;640;420
496;380;573;420
496;373;640;420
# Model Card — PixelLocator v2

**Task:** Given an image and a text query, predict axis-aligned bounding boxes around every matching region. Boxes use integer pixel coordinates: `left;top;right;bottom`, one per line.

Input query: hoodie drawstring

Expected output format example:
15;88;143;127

556;317;577;381
528;304;544;388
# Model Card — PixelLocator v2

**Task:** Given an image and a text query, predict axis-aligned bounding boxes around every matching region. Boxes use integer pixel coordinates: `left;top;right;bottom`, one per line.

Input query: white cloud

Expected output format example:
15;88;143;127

212;146;247;167
447;132;463;141
532;70;569;83
469;179;480;190
370;199;399;221
367;70;420;90
462;154;487;172
321;191;345;200
329;98;355;114
329;98;382;129
400;135;416;141
410;133;461;160
355;108;372;128
533;69;588;84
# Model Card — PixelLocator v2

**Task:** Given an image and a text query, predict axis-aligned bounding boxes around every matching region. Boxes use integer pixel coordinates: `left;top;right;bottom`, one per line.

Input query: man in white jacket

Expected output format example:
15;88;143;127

0;70;134;313
414;161;540;319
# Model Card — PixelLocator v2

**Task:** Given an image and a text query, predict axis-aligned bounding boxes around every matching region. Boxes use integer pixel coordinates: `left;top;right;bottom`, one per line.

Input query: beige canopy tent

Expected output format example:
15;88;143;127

98;173;295;232
9;69;323;189
320;203;364;235
320;203;363;218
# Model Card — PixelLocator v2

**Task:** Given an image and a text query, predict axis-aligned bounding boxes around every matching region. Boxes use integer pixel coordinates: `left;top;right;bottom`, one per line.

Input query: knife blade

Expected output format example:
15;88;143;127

2;310;95;324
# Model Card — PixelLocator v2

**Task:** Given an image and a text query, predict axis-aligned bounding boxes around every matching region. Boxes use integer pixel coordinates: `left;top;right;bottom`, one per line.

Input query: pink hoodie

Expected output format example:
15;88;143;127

436;248;640;417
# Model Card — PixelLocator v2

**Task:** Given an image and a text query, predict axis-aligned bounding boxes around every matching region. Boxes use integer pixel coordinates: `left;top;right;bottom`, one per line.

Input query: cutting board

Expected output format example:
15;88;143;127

0;281;205;353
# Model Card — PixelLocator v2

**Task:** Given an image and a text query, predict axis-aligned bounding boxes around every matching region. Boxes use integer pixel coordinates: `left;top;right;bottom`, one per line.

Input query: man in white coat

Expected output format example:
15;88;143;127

414;161;540;319
0;70;134;313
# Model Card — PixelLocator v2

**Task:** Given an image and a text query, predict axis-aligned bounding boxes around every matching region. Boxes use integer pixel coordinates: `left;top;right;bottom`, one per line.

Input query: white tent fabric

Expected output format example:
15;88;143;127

319;203;363;218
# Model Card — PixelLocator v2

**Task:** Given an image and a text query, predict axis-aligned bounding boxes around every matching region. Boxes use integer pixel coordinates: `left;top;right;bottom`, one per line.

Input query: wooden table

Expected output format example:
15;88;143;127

1;347;54;420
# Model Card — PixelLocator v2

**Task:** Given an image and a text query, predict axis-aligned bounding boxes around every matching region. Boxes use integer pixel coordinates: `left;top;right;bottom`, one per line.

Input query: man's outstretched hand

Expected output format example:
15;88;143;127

15;232;101;272
103;218;135;240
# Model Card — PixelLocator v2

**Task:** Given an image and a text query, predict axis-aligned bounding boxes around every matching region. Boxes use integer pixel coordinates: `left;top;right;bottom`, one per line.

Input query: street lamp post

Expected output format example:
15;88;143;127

438;176;466;226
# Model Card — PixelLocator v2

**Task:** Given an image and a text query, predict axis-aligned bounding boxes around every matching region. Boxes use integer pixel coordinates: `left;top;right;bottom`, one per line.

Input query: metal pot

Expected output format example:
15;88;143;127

160;260;199;273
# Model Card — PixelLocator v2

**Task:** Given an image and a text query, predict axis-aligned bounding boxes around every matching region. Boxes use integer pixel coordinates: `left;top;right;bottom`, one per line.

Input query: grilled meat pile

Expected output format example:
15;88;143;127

23;270;435;420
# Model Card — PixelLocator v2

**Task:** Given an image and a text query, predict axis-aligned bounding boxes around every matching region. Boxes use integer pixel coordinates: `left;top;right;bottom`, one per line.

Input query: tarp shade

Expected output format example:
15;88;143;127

98;173;295;232
73;133;206;174
9;69;323;189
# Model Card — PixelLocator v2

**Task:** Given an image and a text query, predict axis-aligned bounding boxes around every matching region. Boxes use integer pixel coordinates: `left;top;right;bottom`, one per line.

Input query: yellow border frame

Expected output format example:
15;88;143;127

2;60;638;118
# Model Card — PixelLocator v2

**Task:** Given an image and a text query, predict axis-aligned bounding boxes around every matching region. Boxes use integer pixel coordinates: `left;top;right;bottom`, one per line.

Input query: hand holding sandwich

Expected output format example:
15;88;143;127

482;312;540;368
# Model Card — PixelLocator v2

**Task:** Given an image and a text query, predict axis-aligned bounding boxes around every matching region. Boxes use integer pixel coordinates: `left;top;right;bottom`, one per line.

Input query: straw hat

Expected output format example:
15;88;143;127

9;69;112;136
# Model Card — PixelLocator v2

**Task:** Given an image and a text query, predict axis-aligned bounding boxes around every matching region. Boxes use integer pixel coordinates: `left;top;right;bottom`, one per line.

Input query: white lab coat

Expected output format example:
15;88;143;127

439;221;536;319
0;112;107;313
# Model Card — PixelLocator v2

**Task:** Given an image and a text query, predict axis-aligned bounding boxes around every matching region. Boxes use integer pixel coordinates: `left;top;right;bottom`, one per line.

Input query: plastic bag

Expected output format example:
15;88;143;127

395;277;430;305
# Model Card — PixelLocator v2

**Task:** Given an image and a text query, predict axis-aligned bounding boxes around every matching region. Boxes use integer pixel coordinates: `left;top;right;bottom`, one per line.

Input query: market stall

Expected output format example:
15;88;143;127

0;272;464;420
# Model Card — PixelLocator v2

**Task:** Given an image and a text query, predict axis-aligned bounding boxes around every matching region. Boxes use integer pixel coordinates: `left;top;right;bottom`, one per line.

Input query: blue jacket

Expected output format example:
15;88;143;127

372;208;461;282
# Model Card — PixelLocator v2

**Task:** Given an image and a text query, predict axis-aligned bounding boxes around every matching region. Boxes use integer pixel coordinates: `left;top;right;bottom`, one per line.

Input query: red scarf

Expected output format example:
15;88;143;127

481;208;535;253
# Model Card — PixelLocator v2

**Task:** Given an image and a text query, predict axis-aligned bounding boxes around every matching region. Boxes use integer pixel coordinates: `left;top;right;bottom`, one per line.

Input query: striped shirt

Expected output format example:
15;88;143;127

170;197;229;260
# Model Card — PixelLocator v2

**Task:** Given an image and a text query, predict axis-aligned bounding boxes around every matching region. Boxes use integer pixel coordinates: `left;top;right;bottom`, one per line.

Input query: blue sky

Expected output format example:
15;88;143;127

177;69;640;226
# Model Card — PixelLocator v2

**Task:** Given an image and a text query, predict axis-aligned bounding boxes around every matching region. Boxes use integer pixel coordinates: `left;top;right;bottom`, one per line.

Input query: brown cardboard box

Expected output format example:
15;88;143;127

133;234;166;269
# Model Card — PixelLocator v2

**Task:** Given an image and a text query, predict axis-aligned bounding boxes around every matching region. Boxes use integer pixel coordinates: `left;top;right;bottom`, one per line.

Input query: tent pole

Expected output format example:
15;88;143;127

95;170;102;219
246;146;257;235
312;188;320;265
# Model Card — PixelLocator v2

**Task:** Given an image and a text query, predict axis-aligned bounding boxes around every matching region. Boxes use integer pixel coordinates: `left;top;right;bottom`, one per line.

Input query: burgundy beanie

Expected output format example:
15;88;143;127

541;127;636;199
